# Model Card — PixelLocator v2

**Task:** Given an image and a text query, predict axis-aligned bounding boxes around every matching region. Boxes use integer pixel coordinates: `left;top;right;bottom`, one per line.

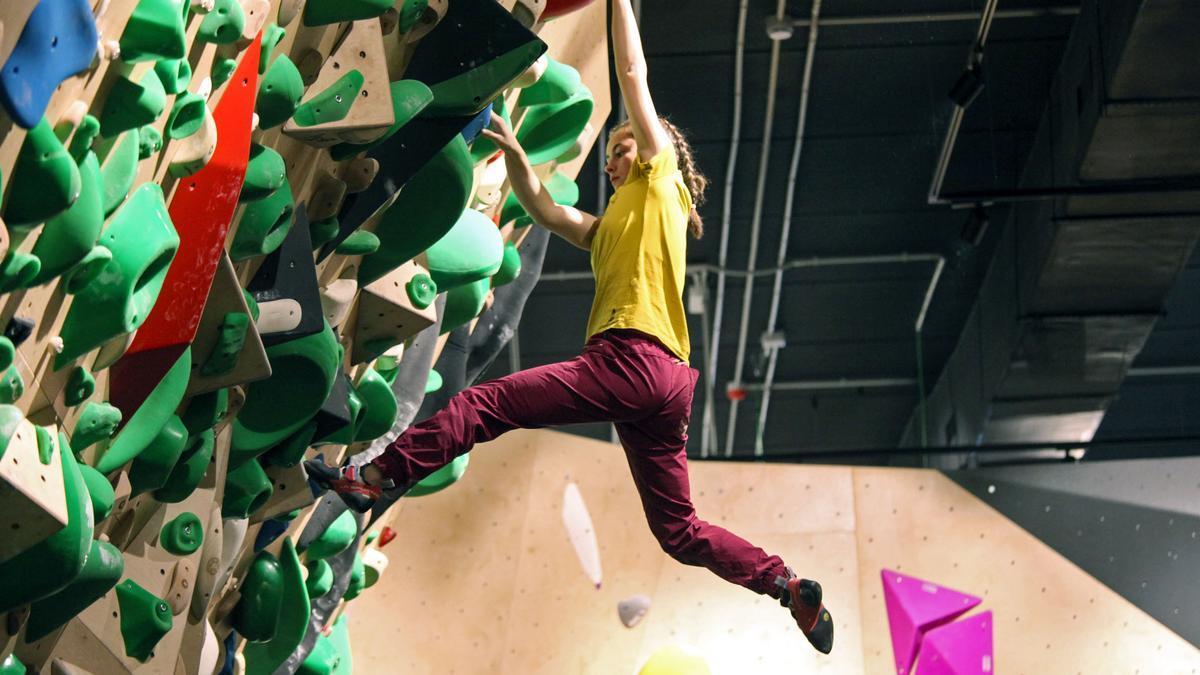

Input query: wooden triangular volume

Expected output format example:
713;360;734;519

282;19;394;147
350;259;438;363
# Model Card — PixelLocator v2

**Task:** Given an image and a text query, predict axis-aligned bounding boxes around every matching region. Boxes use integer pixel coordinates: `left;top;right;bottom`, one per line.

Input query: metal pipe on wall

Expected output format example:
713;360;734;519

756;0;822;456
702;0;750;458
725;0;788;457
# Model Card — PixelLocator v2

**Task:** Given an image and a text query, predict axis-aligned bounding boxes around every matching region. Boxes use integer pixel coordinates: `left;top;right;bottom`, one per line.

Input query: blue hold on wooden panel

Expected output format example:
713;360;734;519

0;0;99;128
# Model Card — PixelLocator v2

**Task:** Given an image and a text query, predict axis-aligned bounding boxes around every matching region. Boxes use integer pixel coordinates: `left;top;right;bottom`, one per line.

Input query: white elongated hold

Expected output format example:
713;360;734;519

319;279;358;329
197;76;214;101
191;502;225;620
618;594;651;628
362;547;389;588
514;54;549;89
475;159;508;208
255;298;304;335
561;482;602;588
212;517;249;608
197;620;220;675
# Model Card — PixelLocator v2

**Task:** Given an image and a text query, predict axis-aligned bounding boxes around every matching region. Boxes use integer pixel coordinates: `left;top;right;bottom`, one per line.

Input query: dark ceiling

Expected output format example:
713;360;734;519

477;0;1200;463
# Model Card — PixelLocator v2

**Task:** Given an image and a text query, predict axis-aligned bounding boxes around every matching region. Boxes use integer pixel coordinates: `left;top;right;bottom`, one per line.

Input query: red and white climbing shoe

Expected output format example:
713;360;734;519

776;567;834;655
304;456;392;513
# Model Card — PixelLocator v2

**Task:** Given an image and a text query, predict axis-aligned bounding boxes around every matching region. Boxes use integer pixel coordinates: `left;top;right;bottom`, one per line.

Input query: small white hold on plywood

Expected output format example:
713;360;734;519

0;417;68;562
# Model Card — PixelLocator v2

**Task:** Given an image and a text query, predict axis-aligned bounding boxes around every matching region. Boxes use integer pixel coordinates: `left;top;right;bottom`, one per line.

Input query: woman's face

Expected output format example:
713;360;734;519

605;131;637;189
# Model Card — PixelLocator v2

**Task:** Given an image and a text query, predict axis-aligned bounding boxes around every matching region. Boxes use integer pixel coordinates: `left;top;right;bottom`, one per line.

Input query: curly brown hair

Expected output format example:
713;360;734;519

611;117;708;239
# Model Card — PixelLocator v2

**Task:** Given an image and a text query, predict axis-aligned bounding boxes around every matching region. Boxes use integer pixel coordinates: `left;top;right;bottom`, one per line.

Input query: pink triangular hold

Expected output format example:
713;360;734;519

914;611;994;675
881;569;982;675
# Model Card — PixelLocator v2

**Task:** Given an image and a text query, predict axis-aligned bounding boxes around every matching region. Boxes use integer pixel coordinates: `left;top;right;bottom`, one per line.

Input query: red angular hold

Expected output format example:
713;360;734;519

378;526;396;548
110;35;264;420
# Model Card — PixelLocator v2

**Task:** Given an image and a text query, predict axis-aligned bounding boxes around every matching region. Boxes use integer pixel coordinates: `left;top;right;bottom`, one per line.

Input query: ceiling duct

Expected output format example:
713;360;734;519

906;0;1200;458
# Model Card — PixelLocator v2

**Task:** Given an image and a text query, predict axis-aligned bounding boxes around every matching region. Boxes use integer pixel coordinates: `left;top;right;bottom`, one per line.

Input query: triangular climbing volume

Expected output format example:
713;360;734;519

881;569;982;675
913;611;994;675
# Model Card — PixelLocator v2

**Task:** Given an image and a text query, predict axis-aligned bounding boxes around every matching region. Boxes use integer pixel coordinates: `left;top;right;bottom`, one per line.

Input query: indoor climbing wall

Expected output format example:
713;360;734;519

0;0;608;672
351;428;1200;674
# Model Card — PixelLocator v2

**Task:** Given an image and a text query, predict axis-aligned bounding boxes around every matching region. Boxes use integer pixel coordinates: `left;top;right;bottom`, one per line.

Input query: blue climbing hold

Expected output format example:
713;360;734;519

461;103;493;144
0;0;99;128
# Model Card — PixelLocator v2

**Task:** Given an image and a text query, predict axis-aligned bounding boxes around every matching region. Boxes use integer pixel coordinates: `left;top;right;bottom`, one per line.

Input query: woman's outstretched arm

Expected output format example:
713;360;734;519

611;0;670;161
480;116;600;251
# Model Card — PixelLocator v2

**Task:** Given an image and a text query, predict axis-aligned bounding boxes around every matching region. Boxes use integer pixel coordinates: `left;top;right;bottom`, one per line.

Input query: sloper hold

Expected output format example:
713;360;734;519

233;550;283;642
328;79;432;160
0;446;91;613
516;85;595;166
119;0;188;63
342;552;365;599
0;0;98;128
199;312;249;375
425;208;504;292
302;509;356;560
439;276;489;335
198;0;247;44
492;242;521;286
78;462;114;522
882;569;982;675
96;348;191;473
257;55;305;129
242;537;310;675
99;69;168;137
64;365;96;406
223;458;273;517
153;428;215;502
246;201;323;347
402;0;546;117
406;453;469;497
517;57;581;107
302;0;390;26
167;99;218;177
284;19;392;146
126;413;190;495
115;579;173;662
335;230;378;255
70;401;121;453
913;610;993;675
100;129;141;217
180;388;229;434
356;135;473;283
230;179;295;260
242;143;287;202
155;57;193;95
24;539;124;642
56;184;179;365
30;144;104;285
3;118;82;228
118;38;260;410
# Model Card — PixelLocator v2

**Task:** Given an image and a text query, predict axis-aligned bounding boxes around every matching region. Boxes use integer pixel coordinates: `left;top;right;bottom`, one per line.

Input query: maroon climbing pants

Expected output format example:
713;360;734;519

372;328;788;596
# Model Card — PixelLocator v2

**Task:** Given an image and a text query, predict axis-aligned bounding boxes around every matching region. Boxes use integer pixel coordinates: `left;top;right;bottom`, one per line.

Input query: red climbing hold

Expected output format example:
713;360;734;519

378;526;396;548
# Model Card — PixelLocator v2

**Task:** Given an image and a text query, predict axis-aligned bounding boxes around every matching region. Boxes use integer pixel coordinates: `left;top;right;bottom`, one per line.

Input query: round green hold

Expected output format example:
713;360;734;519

233;551;283;642
166;91;207;140
492;242;521;287
212;57;238;88
309;216;340;249
241;143;287;202
0;337;13;372
198;0;247;44
406;273;436;309
303;509;356;561
71;401;122;454
334;230;379;256
425;369;442;394
159;511;204;555
65;366;96;406
0;364;22;404
305;559;333;598
138;125;164;160
223;459;274;518
0;654;25;674
79;462;115;523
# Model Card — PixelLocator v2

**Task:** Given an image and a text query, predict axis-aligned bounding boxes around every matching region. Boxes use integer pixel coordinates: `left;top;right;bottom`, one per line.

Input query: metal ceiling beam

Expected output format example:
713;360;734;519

791;5;1078;28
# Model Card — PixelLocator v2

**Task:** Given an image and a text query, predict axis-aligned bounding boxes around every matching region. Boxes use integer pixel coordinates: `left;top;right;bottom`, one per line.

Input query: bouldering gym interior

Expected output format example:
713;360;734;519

0;0;1198;673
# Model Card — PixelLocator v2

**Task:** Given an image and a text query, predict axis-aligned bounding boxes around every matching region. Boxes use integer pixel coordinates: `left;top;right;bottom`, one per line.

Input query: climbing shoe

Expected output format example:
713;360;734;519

775;567;834;655
304;455;391;513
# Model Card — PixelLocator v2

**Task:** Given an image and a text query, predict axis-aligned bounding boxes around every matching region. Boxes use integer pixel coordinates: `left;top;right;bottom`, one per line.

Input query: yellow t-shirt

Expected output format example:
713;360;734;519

585;147;692;361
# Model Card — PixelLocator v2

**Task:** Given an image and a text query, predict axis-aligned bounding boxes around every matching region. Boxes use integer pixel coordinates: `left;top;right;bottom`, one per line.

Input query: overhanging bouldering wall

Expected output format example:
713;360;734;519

0;0;609;671
350;428;1200;674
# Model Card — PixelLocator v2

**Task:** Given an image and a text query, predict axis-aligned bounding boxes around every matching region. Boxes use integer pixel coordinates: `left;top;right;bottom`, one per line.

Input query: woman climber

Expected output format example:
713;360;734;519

307;0;834;655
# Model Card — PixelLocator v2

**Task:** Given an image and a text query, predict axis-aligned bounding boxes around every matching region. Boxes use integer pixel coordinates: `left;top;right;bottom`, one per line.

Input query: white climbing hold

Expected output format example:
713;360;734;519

99;39;121;61
618;594;651;628
192;0;215;13
49;336;64;353
561;482;602;588
197;76;214;102
251;112;261;130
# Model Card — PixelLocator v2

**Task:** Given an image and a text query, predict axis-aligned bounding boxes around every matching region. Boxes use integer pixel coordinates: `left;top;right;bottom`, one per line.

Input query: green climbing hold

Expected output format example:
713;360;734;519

260;419;316;468
57;184;180;367
298;633;336;675
126;414;189;495
119;0;187;63
101;129;140;217
260;23;287;74
65;366;96;406
398;0;428;32
334;230;379;256
329;79;433;161
309;216;340;249
159;511;204;555
500;170;578;226
35;426;54;465
138;125;164;159
63;245;114;294
71;401;122;454
153;428;215;503
292;70;364;127
425;369;442;394
320;383;363;446
3;118;82;228
407;453;469;497
212;57;238;88
517;85;595;166
0;654;24;675
67;114;101;162
303;0;391;26
0;337;13;373
493;242;521;286
303;509;357;561
114;579;173;662
78;462;115;523
167;91;208;140
0;364;25;404
358;136;474;284
440;276;489;334
241;143;287;202
0;252;41;294
425;208;504;292
517;58;582;107
200;312;250;375
342;551;365;600
181;388;229;434
30;146;104;286
243;288;261;322
24;539;124;642
0;406;23;461
353;368;397;442
154;57;193;96
0;447;92;613
95;348;191;473
233;550;283;642
230;181;294;261
305;559;333;597
198;0;247;44
223;458;273;518
243;538;311;675
99;69;167;137
257;55;305;130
